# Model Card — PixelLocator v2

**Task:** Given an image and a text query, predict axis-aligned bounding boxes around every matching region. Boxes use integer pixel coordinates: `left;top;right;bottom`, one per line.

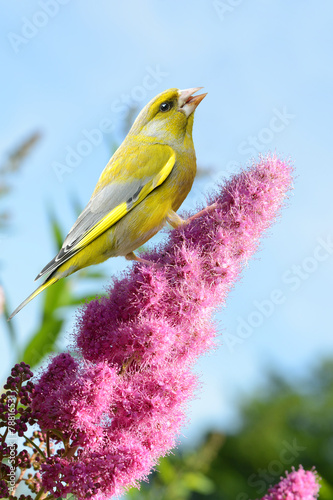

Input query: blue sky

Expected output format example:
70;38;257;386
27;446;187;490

1;0;333;443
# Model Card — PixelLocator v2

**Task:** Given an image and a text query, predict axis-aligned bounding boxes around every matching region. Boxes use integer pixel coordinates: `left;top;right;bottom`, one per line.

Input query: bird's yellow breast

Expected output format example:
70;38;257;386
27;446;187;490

109;146;197;256
58;145;196;275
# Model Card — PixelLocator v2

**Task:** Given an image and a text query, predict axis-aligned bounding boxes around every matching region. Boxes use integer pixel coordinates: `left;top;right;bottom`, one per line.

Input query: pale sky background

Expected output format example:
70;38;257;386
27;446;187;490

1;0;333;444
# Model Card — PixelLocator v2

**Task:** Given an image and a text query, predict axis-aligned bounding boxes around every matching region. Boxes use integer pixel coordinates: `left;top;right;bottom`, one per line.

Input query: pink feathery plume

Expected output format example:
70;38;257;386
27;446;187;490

32;155;293;499
259;466;320;500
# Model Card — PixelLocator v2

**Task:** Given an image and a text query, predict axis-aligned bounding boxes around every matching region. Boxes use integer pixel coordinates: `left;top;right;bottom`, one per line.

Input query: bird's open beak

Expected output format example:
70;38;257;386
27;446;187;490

178;87;207;117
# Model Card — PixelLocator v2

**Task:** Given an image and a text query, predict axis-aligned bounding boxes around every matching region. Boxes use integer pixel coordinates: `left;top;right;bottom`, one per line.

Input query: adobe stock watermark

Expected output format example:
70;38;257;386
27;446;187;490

7;0;72;54
238;106;296;155
6;395;17;494
52;65;169;183
219;106;295;180
237;107;295;156
225;235;333;352
236;438;306;500
213;0;245;22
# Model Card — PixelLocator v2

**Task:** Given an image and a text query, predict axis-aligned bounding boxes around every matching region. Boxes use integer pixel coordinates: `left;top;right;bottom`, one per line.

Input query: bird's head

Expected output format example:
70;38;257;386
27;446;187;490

128;87;207;146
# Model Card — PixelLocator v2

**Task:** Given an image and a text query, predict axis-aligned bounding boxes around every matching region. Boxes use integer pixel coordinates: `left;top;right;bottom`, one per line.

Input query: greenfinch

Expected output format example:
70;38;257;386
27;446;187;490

9;87;206;319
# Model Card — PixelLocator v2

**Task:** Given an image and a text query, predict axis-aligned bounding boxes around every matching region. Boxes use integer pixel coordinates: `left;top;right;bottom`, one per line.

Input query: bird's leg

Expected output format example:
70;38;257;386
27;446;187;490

125;252;153;266
165;211;186;228
166;203;218;229
127;203;219;266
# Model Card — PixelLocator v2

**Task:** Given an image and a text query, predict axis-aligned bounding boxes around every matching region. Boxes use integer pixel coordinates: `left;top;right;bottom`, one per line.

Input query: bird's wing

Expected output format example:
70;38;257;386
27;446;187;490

36;143;176;279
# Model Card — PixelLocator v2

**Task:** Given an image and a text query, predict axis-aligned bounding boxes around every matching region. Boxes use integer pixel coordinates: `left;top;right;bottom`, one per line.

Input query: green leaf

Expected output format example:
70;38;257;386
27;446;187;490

2;292;18;353
22;317;63;367
183;472;215;494
80;270;108;280
20;280;72;366
63;293;102;306
42;279;71;317
317;476;333;500
158;457;177;483
69;194;83;217
46;205;64;251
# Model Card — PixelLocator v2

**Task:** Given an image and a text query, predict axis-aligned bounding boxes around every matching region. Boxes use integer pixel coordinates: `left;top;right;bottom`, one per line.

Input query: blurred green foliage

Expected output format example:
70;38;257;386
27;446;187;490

0;132;41;230
0;132;109;368
127;361;333;500
2;205;109;367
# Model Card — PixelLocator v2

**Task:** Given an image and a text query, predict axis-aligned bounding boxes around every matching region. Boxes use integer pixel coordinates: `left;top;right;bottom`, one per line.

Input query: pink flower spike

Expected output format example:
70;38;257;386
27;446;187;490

33;154;294;499
259;466;320;500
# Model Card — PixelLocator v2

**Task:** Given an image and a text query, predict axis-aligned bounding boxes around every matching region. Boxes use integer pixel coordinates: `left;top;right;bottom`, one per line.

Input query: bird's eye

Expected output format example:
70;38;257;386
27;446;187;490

159;101;172;112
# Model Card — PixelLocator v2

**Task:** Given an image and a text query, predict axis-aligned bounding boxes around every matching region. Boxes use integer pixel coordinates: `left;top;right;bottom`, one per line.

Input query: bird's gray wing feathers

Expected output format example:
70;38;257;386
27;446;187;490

35;178;150;280
35;144;175;280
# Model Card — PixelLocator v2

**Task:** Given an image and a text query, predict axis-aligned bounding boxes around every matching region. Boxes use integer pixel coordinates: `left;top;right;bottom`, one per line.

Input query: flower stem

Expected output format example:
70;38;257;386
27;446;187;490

23;434;47;460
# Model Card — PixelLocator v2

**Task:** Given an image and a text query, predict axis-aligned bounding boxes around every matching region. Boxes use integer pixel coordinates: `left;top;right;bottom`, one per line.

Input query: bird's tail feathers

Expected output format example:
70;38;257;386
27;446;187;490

34;247;78;281
8;275;58;321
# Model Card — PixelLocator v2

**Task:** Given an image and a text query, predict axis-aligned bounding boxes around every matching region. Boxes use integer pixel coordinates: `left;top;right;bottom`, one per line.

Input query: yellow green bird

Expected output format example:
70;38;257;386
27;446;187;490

9;87;207;320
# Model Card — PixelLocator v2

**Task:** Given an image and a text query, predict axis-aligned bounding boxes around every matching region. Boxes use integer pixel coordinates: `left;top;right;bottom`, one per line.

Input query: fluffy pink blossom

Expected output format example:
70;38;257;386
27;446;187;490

33;353;119;449
259;466;320;500
32;155;294;499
